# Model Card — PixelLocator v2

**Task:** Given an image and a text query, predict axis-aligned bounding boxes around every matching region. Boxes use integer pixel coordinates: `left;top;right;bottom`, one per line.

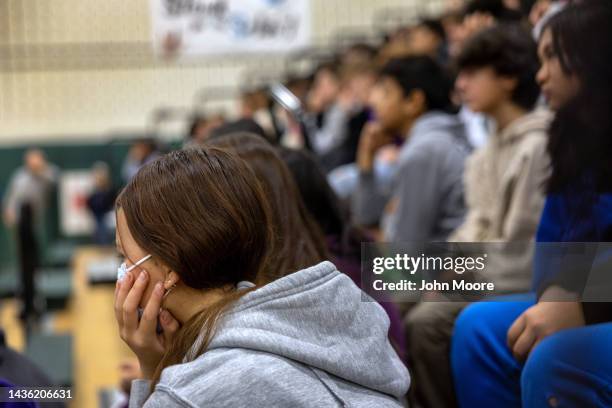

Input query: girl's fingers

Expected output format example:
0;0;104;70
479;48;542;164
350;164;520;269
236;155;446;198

114;272;135;324
140;282;164;335
160;309;181;346
122;270;149;333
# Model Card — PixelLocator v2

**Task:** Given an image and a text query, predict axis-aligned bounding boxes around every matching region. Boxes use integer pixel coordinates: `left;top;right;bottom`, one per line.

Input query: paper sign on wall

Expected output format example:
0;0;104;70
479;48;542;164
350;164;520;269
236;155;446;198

59;171;95;236
151;0;311;57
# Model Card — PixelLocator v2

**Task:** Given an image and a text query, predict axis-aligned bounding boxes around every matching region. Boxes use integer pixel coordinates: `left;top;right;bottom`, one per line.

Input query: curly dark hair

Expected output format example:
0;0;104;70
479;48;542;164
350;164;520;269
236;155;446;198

455;23;540;110
464;0;523;21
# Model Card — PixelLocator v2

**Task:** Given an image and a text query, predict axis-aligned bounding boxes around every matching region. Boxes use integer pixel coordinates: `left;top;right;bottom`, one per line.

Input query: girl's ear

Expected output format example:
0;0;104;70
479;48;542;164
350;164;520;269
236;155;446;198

164;271;180;290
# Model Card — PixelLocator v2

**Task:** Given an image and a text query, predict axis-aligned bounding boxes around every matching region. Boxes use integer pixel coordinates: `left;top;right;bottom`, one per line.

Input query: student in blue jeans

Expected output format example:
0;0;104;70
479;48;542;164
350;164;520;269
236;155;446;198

451;2;612;407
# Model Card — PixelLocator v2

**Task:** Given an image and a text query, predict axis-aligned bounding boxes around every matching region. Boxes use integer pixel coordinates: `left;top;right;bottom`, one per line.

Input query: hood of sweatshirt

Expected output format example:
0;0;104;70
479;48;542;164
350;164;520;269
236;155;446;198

410;110;468;140
399;110;470;161
203;261;410;399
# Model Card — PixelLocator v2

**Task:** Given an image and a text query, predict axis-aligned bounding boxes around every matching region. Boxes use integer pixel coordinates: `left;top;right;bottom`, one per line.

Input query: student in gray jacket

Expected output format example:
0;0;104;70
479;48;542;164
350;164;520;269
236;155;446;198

352;56;471;242
113;148;409;408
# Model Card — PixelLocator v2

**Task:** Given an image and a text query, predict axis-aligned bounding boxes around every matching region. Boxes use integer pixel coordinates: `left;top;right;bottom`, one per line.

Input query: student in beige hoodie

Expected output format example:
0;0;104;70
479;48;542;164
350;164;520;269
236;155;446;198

404;24;551;408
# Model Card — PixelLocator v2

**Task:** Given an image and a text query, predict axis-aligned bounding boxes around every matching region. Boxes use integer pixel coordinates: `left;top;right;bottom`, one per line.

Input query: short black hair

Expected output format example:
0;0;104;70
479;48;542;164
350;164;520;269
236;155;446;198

465;0;523;22
188;115;207;139
344;43;377;59
380;56;455;113
418;18;446;41
209;119;267;141
314;60;340;78
456;24;540;110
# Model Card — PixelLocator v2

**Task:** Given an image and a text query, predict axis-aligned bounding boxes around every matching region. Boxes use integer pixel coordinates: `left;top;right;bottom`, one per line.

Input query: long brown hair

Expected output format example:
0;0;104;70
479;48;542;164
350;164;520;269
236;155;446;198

206;133;328;283
116;147;272;386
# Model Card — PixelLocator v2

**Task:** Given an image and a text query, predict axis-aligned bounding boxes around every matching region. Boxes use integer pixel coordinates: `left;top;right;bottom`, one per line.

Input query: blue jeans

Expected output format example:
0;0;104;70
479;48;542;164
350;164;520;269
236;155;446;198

451;295;612;407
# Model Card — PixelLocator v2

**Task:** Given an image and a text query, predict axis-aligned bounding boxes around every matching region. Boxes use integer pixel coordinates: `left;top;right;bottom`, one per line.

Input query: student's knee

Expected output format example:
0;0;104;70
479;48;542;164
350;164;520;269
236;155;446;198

453;299;533;352
404;303;437;345
521;332;574;407
453;302;495;352
405;302;463;352
521;328;609;406
522;334;558;383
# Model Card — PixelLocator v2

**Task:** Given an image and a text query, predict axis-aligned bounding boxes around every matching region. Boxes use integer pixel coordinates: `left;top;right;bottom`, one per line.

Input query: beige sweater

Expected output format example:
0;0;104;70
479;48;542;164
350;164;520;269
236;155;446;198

450;109;552;292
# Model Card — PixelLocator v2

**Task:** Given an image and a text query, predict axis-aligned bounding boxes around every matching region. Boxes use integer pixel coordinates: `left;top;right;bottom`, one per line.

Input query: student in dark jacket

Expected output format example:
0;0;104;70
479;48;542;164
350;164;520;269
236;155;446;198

86;162;117;245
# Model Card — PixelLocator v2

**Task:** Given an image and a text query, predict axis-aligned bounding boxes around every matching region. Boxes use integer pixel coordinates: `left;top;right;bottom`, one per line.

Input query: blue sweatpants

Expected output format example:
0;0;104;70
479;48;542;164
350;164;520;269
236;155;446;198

451;295;612;407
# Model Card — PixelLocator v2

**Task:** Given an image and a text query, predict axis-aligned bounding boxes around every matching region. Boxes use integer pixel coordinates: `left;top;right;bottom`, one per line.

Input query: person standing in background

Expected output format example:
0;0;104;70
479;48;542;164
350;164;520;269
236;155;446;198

86;162;117;246
3;148;58;228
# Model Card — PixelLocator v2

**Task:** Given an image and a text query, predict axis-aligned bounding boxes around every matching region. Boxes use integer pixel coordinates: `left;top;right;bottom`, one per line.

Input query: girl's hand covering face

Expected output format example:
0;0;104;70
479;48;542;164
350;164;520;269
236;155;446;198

114;269;180;380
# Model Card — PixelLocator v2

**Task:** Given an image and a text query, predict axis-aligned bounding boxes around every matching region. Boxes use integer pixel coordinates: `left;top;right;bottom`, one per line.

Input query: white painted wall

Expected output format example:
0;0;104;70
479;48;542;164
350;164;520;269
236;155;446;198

0;0;445;142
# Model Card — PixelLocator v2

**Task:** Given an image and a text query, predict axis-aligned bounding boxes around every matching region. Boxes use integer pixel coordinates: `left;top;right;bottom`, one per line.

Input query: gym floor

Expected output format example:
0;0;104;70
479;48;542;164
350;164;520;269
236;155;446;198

0;247;133;408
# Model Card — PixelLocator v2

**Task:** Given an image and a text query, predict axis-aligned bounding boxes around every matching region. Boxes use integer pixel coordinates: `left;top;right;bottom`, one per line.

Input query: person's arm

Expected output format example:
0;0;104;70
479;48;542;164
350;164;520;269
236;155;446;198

352;169;392;227
305;104;350;156
383;146;439;242
129;380;188;408
534;192;612;324
2;170;22;226
500;136;550;241
352;123;396;226
534;193;612;316
40;163;59;185
448;149;487;242
508;250;612;364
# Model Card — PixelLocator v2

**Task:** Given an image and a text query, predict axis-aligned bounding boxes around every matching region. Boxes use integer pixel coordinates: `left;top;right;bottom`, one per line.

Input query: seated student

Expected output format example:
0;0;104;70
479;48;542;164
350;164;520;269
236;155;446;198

319;63;377;174
122;138;160;183
114;148;409;407
183;114;225;147
304;62;351;158
451;2;612;407
454;0;526;150
453;0;523;51
404;23;550;408
452;24;550;287
352;56;471;241
304;62;374;173
0;329;65;408
407;19;449;64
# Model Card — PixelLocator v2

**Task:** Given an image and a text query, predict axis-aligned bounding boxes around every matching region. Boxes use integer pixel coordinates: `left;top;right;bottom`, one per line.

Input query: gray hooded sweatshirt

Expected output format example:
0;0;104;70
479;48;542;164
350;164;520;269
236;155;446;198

352;111;471;242
129;261;410;407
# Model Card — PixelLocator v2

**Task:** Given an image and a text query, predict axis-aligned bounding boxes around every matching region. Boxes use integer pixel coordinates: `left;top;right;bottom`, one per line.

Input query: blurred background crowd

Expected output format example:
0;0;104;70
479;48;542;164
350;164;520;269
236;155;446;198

2;0;610;407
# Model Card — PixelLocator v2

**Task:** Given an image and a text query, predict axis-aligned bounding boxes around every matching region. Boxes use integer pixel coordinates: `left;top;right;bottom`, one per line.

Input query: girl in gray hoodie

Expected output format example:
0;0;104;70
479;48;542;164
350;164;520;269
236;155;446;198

114;147;409;407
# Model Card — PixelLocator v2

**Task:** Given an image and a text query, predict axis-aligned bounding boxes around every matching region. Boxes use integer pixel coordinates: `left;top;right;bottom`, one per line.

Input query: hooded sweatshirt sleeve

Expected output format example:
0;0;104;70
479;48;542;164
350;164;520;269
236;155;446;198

129;379;190;408
352;169;391;226
383;147;438;242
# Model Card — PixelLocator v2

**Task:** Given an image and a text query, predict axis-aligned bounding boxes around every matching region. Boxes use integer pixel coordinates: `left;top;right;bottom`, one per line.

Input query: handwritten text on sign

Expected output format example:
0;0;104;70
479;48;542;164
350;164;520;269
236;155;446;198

151;0;311;56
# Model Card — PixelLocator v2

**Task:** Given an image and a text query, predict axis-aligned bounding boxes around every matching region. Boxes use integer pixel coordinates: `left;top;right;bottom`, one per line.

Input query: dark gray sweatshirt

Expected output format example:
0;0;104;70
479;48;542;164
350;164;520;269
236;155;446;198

129;261;410;407
352;111;471;242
